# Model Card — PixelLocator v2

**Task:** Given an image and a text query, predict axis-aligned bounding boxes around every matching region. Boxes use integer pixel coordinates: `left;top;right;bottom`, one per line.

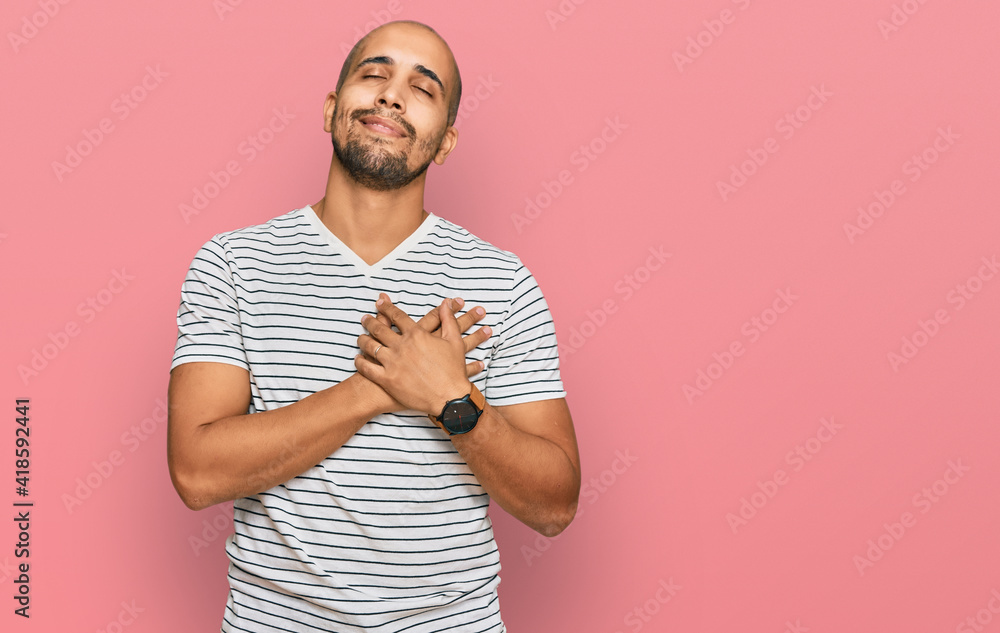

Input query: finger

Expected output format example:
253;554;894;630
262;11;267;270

355;353;387;385
416;297;462;332
462;324;493;354
438;299;460;341
465;361;485;378
357;333;386;362
454;305;485;335
361;313;401;344
376;293;416;333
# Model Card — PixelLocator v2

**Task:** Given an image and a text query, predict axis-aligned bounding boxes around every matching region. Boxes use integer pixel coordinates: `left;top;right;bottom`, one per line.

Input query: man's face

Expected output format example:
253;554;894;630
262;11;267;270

329;23;457;191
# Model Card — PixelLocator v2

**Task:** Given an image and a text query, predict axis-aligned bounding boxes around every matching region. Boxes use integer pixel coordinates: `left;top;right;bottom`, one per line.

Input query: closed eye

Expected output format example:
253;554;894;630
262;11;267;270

415;86;432;96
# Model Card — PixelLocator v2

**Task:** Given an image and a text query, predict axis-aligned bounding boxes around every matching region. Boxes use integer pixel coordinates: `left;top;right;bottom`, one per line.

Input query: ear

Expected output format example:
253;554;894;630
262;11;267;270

323;91;338;133
433;126;459;165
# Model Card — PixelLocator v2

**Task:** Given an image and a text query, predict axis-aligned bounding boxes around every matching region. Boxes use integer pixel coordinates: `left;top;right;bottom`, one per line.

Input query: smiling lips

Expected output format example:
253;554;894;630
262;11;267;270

359;115;406;137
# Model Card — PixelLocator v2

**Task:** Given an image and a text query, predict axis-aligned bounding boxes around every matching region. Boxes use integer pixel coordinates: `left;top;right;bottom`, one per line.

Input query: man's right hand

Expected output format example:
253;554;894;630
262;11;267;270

352;297;491;416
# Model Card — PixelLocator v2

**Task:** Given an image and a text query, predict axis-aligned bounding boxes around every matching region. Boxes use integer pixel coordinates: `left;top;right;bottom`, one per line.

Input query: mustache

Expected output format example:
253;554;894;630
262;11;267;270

350;107;416;138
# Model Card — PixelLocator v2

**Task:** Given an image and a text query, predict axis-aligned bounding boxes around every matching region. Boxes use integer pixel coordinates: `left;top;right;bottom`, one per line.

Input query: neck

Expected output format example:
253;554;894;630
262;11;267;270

313;160;430;266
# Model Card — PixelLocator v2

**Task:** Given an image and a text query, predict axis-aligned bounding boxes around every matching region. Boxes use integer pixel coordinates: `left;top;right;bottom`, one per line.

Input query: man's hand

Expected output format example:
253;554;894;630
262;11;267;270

354;295;490;416
355;293;477;416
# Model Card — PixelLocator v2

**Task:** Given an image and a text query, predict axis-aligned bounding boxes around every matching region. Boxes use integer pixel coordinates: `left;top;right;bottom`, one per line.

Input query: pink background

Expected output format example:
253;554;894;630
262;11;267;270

3;0;999;631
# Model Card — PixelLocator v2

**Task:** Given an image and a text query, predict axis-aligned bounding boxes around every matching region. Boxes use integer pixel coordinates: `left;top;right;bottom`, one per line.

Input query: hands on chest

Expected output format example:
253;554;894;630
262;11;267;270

354;293;492;417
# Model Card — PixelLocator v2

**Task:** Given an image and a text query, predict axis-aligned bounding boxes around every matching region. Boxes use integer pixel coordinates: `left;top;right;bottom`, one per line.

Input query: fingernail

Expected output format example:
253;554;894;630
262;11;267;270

376;298;383;306
482;326;492;336
454;297;465;306
475;307;485;316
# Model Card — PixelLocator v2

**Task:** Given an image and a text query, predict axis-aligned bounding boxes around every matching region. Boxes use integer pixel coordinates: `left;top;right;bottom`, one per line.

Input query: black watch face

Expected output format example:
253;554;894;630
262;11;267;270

441;400;479;434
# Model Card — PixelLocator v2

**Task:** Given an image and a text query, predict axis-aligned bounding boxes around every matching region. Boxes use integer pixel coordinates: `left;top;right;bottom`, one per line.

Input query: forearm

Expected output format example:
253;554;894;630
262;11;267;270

450;403;581;537
173;374;379;510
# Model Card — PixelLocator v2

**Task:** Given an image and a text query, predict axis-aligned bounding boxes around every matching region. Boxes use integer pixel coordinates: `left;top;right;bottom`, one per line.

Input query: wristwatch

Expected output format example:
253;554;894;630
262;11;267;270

431;384;485;435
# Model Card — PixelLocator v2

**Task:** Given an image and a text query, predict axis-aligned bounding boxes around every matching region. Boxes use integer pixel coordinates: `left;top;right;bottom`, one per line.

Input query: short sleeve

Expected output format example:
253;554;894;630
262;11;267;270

484;260;566;405
170;236;250;372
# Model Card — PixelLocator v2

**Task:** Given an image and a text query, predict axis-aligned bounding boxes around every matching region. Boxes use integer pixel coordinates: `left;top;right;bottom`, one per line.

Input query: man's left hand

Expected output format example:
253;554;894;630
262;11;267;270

356;293;475;416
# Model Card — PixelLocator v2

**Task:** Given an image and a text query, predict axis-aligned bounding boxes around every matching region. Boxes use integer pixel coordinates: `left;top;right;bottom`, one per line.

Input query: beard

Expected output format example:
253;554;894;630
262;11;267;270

331;104;442;191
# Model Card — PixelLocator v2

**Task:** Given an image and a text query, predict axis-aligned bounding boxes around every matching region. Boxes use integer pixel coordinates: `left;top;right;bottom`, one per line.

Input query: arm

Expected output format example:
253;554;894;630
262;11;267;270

355;295;581;536
167;300;490;511
168;366;379;511
450;397;580;537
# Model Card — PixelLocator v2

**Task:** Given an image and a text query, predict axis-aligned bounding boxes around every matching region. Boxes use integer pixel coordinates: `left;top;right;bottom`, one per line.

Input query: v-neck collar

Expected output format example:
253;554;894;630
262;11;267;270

300;204;439;277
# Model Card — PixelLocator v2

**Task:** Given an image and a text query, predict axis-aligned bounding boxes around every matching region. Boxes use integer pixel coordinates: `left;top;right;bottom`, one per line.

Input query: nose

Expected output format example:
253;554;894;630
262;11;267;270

375;78;405;114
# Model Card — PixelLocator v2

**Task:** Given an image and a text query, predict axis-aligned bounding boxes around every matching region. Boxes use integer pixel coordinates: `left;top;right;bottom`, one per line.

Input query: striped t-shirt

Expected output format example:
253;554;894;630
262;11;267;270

171;204;566;633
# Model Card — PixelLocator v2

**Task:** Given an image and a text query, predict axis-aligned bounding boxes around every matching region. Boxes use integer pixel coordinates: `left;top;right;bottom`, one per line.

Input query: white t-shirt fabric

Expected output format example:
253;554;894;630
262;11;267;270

171;204;566;633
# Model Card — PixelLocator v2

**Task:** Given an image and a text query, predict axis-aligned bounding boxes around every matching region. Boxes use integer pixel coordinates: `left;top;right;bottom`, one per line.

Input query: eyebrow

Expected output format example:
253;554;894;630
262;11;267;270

355;56;445;93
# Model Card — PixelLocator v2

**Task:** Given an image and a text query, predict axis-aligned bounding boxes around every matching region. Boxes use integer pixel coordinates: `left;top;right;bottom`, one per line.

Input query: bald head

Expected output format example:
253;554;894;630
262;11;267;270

336;20;462;127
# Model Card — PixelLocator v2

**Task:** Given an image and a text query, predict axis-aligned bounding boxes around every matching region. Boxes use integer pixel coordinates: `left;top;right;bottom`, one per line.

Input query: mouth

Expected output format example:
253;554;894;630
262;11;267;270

358;115;407;138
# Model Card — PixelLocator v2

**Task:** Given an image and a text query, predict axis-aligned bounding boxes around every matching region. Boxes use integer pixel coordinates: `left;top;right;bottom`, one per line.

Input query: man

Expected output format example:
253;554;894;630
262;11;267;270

168;19;580;633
